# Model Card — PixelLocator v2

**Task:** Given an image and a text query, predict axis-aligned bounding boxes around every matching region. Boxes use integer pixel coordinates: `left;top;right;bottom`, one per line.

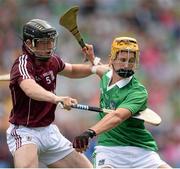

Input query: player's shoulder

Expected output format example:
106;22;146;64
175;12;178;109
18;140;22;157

131;76;145;86
50;54;65;69
13;54;32;63
130;76;148;93
51;54;64;63
10;54;34;78
12;54;33;69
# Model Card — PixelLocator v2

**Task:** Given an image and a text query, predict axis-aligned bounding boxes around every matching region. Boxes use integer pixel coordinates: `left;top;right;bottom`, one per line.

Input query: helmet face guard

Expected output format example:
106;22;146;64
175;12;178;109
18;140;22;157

23;19;58;61
110;37;140;78
30;35;58;60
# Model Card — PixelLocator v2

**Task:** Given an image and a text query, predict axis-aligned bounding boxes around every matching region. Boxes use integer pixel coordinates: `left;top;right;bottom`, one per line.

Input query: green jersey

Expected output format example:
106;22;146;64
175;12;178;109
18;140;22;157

97;70;158;151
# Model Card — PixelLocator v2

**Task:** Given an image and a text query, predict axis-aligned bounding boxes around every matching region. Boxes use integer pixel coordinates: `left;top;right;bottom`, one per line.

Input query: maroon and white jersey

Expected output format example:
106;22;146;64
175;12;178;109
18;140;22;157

9;54;65;127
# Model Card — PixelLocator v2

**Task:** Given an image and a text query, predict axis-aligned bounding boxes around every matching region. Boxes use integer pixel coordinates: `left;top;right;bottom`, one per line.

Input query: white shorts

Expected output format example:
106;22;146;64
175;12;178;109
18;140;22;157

94;145;167;168
6;123;74;165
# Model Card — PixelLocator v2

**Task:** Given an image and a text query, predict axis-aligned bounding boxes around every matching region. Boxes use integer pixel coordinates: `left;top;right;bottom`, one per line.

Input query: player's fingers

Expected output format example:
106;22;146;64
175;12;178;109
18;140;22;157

78;138;84;149
82;139;88;151
76;146;86;153
74;141;87;153
63;97;74;110
79;139;88;152
83;144;88;152
82;44;94;58
63;104;71;110
73;137;88;153
82;47;88;53
77;138;87;151
82;50;89;61
73;137;82;149
83;137;89;146
73;140;76;149
75;148;83;153
71;98;77;105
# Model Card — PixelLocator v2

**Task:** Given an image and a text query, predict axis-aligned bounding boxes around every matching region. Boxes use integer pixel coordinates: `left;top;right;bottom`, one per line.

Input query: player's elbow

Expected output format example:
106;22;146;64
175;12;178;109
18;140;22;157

111;111;124;124
113;109;130;123
23;87;34;98
20;79;39;98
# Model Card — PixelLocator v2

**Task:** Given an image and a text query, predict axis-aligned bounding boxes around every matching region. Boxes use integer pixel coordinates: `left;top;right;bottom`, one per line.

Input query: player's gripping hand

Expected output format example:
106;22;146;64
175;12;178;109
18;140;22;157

73;129;96;153
57;96;77;110
82;44;95;64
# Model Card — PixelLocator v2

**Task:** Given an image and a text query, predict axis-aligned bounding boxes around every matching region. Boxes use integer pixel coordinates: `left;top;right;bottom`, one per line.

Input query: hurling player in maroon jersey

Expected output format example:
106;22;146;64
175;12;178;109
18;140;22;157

6;19;93;168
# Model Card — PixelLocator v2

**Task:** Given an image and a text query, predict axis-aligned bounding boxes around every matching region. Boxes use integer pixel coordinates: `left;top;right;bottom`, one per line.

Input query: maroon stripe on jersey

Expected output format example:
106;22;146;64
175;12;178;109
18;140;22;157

19;55;31;79
11;127;22;150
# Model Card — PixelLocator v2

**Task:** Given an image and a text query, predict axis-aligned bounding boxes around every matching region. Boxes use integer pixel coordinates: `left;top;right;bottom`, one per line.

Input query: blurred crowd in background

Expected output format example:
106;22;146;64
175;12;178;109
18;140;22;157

0;0;180;167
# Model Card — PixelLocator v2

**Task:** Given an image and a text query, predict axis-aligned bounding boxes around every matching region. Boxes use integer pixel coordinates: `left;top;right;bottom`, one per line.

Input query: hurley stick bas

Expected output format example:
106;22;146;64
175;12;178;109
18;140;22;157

59;6;89;61
59;6;85;48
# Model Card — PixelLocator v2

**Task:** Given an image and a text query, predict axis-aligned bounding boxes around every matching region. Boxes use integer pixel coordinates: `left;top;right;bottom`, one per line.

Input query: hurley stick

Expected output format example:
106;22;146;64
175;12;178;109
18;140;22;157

58;103;162;126
59;6;88;61
0;74;10;81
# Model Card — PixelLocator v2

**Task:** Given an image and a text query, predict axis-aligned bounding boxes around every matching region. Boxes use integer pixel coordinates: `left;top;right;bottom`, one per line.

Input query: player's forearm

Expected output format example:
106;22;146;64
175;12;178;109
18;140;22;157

90;109;131;135
26;86;57;103
64;64;93;78
72;64;93;78
20;79;57;104
66;64;110;78
60;63;109;78
92;64;111;78
90;112;122;135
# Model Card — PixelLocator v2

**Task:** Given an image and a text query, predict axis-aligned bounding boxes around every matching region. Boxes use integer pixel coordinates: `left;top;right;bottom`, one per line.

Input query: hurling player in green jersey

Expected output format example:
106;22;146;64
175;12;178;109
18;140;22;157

73;37;171;168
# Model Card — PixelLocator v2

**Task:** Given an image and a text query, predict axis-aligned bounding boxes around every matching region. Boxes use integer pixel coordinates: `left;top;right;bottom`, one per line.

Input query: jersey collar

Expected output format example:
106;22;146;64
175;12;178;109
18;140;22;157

106;70;133;90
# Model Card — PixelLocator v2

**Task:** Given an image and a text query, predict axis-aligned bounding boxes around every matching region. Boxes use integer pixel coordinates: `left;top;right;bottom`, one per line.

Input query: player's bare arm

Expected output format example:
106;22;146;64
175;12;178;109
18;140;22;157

82;44;111;77
59;63;92;78
73;108;131;152
91;64;111;78
20;78;77;110
82;44;96;64
89;108;131;135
